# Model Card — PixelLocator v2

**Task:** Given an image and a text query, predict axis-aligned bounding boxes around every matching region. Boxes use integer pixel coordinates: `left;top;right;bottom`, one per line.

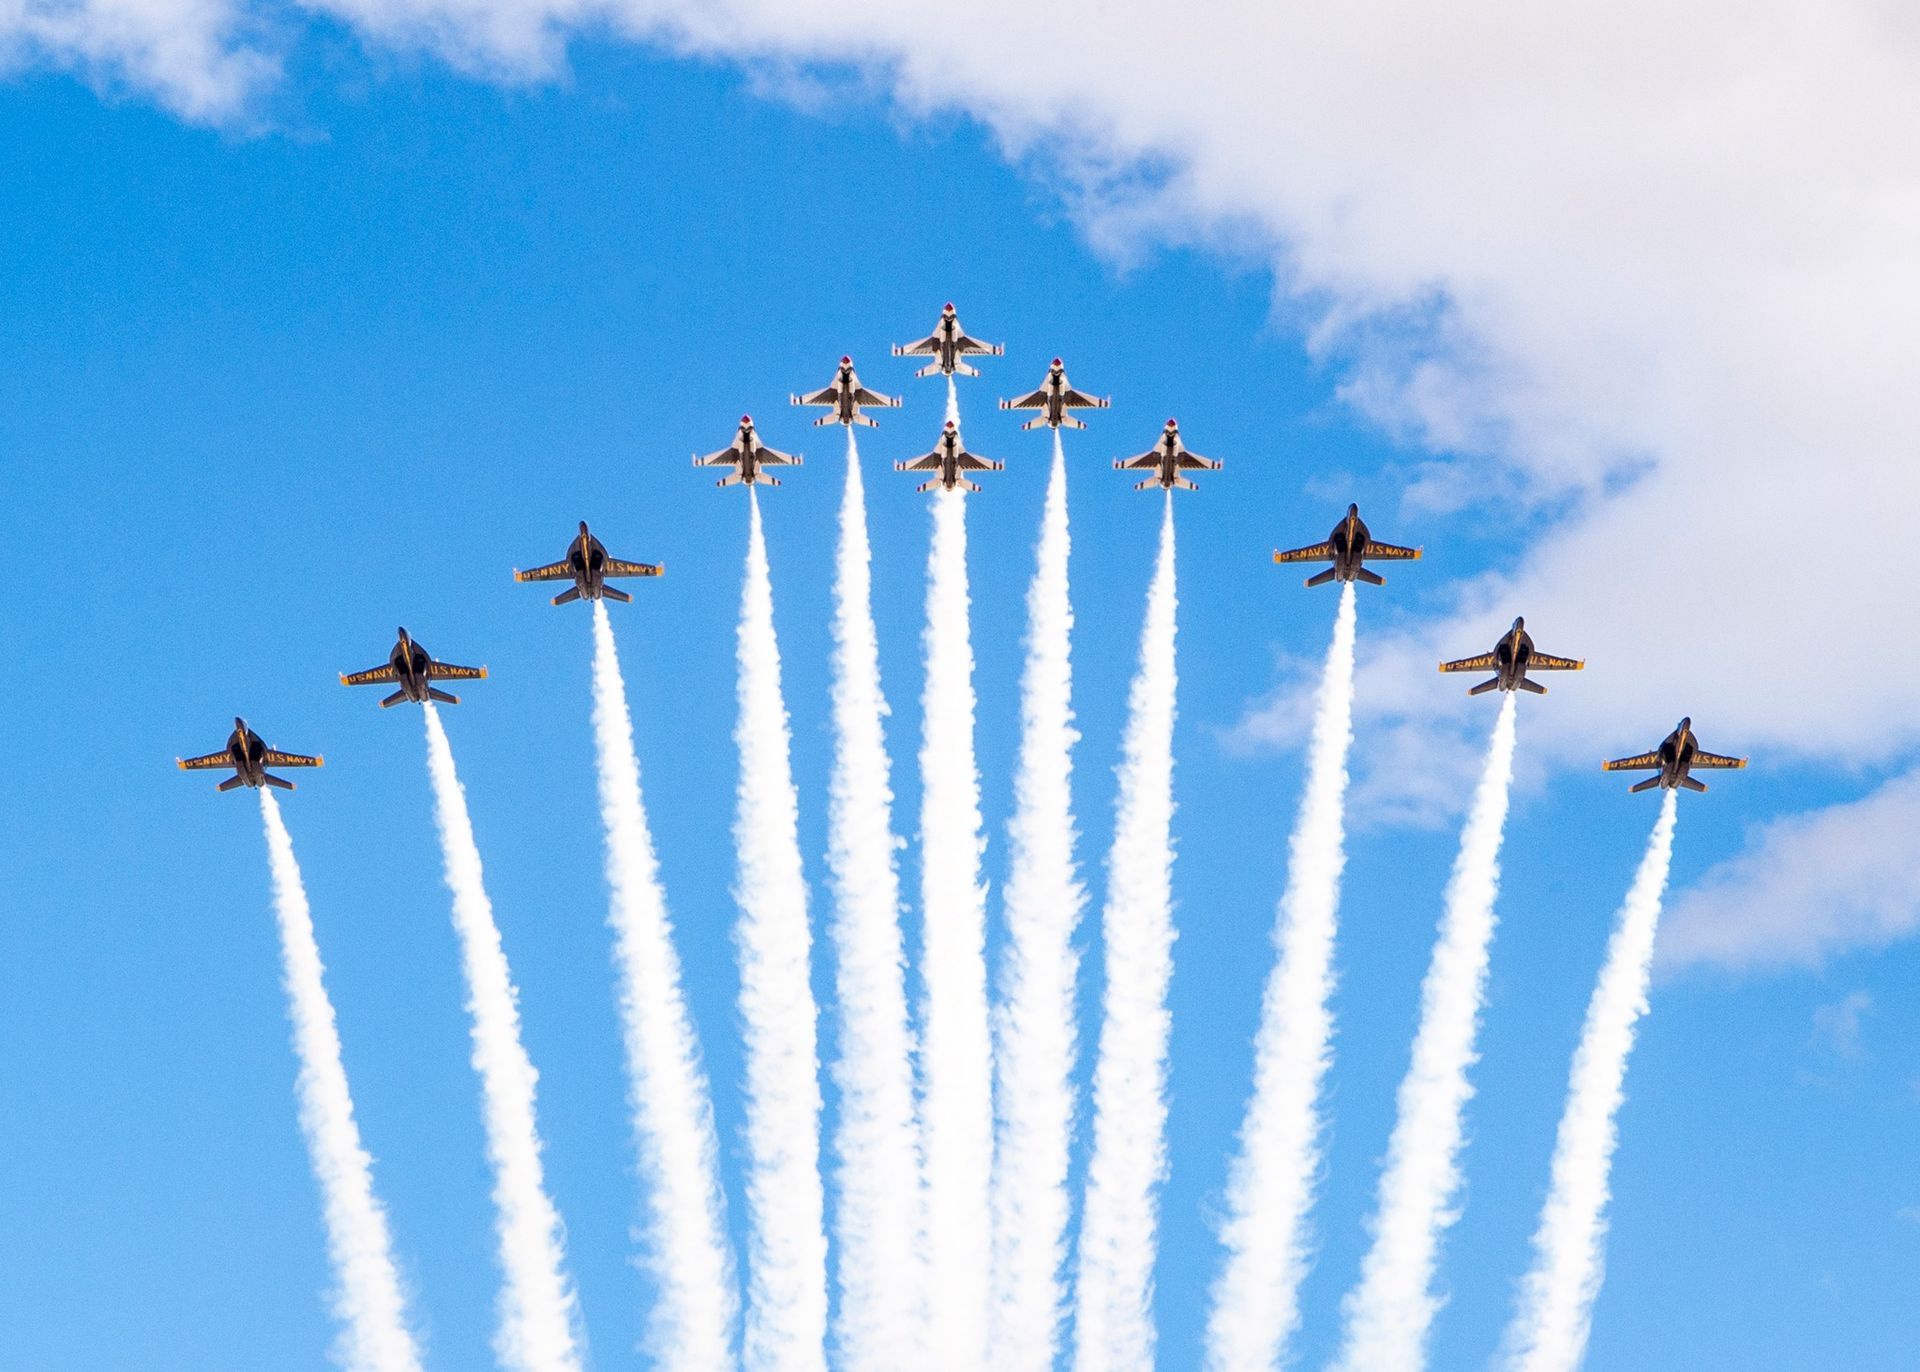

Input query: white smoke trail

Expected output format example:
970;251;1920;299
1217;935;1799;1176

945;374;959;427
1332;693;1519;1372
258;793;424;1372
916;483;994;1367
1205;582;1359;1372
822;427;925;1371
1074;494;1180;1372
1501;792;1680;1372
731;492;830;1371
419;705;585;1372
991;429;1085;1372
588;602;738;1371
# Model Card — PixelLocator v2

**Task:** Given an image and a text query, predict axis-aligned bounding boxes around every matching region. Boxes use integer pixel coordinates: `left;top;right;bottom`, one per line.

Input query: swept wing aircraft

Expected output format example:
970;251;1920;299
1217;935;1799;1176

999;358;1110;430
1114;419;1221;491
893;303;1004;378
515;521;661;605
791;356;901;427
694;415;801;487
1274;503;1422;586
895;421;1003;493
178;717;322;792
341;627;488;707
1604;718;1748;792
1440;617;1584;695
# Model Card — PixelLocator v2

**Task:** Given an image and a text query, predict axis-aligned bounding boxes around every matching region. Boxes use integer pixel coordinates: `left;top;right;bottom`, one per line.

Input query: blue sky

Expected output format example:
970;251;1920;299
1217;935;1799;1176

1;32;1917;1371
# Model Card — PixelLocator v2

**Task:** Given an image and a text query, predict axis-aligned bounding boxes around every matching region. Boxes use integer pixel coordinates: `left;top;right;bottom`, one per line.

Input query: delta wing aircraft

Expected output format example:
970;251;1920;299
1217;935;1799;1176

791;356;901;427
1115;419;1221;491
896;421;1003;493
999;357;1110;429
341;628;488;707
1275;503;1422;586
1604;718;1748;792
694;415;801;487
893;303;1004;378
515;521;661;605
178;718;322;792
1440;617;1584;695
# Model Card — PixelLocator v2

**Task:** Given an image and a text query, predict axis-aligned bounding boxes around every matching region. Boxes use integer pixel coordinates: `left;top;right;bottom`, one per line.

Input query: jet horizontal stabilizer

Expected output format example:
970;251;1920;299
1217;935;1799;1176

1355;567;1385;586
427;689;460;706
381;690;408;708
1304;567;1339;588
1517;678;1548;695
601;586;632;604
1681;776;1708;792
1630;775;1664;794
1468;678;1502;696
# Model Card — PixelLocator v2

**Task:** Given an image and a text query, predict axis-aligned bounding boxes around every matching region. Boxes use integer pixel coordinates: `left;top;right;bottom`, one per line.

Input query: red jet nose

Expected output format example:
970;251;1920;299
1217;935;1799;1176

944;420;957;431
944;301;954;311
1052;357;1062;367
1166;417;1178;428
741;414;753;425
841;355;851;365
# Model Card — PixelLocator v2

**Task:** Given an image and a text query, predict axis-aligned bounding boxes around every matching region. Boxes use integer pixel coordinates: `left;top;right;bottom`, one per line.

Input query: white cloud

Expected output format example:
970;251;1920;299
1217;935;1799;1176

1811;989;1874;1061
1659;771;1920;973
7;1;1920;969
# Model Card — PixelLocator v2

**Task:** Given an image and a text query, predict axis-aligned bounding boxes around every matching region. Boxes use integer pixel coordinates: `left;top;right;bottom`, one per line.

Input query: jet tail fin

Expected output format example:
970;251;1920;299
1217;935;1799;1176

1680;776;1708;792
263;773;295;791
1354;567;1385;586
1517;678;1548;695
1304;567;1339;588
427;688;461;706
218;775;246;792
601;586;632;604
1467;677;1502;696
381;689;409;708
552;587;582;606
1630;775;1666;794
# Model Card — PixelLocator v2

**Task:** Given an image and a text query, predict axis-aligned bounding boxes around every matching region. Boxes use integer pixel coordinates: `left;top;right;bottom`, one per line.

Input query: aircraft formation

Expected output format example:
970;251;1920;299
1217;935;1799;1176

176;301;1748;793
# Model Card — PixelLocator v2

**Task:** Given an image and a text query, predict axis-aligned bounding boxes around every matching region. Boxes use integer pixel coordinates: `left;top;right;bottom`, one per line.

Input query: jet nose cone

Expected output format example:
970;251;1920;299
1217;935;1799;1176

397;626;408;639
841;355;851;365
944;420;957;432
578;520;590;535
1680;716;1692;730
741;413;753;425
1052;357;1063;367
1512;617;1525;630
235;716;247;731
944;301;955;311
1348;502;1360;516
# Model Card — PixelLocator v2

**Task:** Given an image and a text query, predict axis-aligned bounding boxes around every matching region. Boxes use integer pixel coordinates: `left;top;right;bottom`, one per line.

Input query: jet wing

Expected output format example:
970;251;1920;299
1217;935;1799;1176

1440;653;1499;673
693;447;742;466
1001;387;1050;411
1367;542;1422;560
896;452;944;472
263;749;323;769
341;665;401;686
1178;449;1222;470
1061;388;1110;409
852;387;900;407
1690;750;1748;769
1115;450;1164;470
603;558;663;579
956;450;1003;472
1274;542;1336;564
755;445;801;467
892;334;941;357
1602;752;1662;772
515;560;575;583
178;750;236;770
791;386;837;406
1529;653;1585;671
954;333;1004;356
428;661;488;681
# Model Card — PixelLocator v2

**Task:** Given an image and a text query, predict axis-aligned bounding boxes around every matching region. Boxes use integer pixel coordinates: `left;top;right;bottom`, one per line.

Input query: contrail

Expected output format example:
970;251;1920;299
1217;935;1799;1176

1501;792;1680;1372
588;601;737;1371
1075;494;1180;1372
1332;693;1519;1372
731;491;830;1371
991;428;1085;1372
916;482;994;1367
420;705;585;1372
1206;583;1359;1372
822;428;924;1371
258;793;424;1372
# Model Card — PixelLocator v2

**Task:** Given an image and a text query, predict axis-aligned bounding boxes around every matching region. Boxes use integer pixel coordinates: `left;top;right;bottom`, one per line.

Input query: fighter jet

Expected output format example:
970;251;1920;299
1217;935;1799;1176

177;718;322;792
1000;358;1111;430
515;522;662;606
1603;718;1748;793
791;356;902;427
1274;504;1422;587
341;628;488;707
1439;617;1584;695
893;302;1004;378
895;421;1004;493
1114;420;1221;491
693;416;801;487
